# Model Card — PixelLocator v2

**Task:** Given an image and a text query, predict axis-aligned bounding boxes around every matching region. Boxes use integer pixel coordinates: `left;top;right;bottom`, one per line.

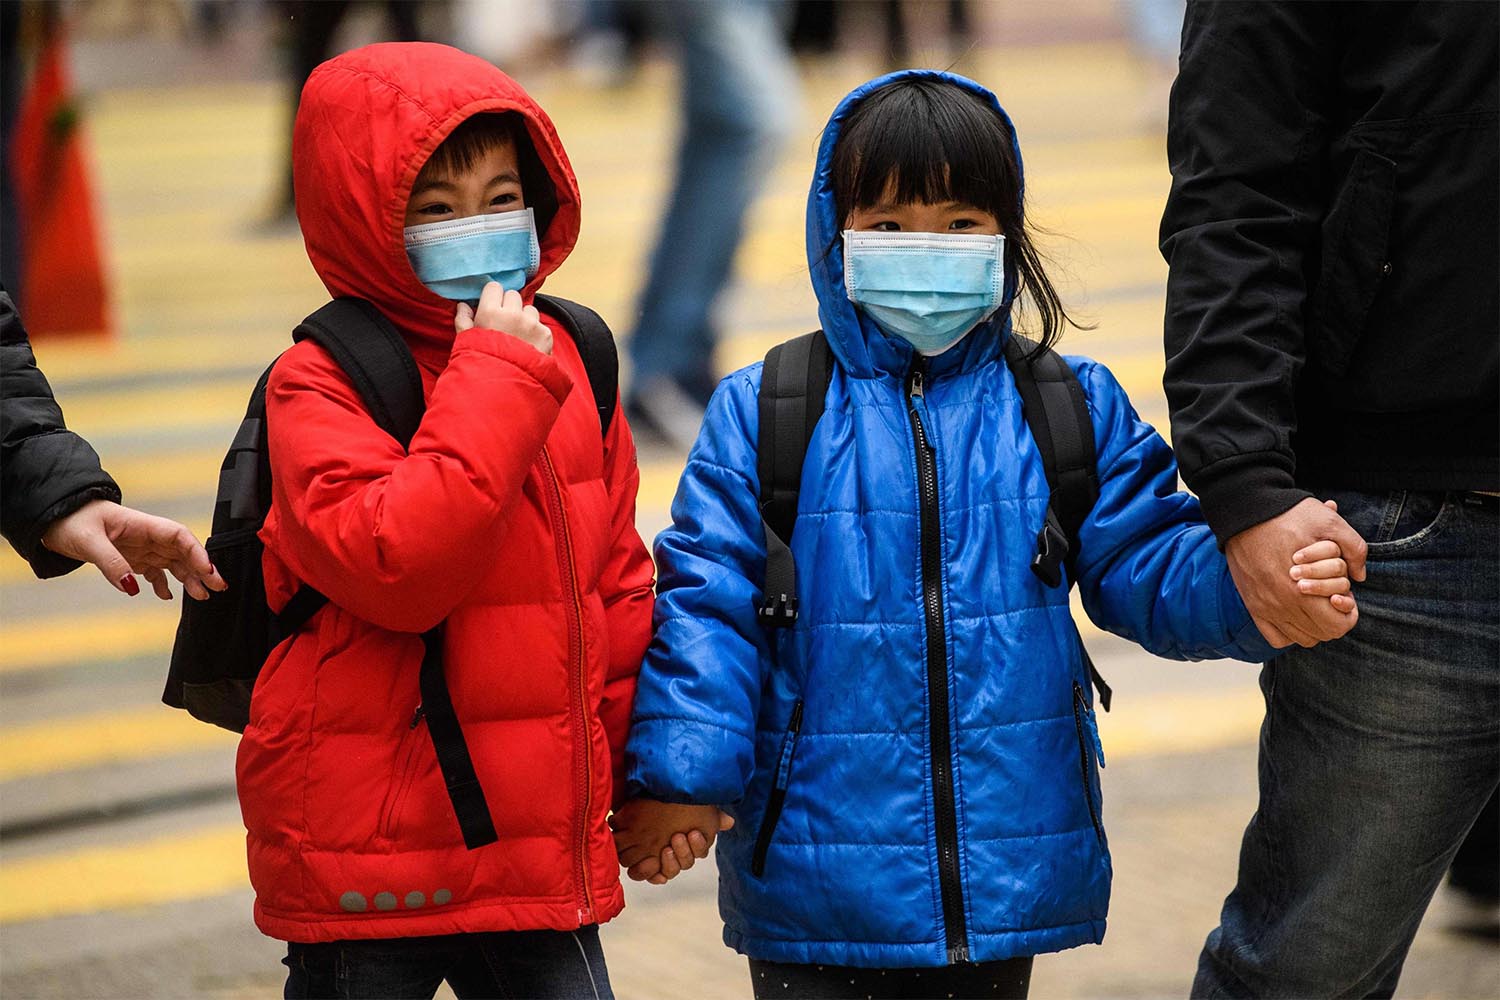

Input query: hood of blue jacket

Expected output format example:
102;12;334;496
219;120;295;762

806;70;1026;381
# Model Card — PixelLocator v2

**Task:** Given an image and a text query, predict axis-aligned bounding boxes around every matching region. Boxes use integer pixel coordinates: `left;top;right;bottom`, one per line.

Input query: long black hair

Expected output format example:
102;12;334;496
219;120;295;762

829;78;1086;354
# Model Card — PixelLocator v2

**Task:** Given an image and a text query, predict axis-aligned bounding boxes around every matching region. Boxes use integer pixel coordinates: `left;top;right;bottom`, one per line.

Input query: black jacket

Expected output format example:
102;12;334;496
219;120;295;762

1;288;121;576
1160;1;1499;543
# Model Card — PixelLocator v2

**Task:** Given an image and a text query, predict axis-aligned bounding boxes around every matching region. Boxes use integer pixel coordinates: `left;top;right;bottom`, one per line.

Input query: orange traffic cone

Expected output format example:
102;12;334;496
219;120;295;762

8;18;112;338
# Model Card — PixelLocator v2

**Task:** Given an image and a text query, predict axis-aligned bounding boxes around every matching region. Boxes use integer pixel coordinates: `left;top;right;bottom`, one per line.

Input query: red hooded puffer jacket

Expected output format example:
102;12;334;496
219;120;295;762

236;43;655;944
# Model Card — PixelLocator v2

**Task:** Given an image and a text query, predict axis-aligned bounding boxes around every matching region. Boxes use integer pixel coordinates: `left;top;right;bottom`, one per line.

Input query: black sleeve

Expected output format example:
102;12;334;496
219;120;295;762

1158;1;1337;544
0;288;121;577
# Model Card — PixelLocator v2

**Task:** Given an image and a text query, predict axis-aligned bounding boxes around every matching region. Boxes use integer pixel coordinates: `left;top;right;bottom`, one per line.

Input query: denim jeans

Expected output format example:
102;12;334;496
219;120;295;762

283;926;612;999
1194;489;1500;998
628;0;797;391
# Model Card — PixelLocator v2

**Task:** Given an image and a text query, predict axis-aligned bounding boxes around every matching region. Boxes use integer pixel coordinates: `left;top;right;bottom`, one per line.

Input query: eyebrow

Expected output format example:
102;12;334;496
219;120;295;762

410;171;522;199
410;177;456;197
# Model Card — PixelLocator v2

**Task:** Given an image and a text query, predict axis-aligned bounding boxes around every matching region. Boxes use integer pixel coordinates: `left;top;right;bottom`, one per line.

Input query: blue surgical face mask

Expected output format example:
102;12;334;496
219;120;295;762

843;229;1007;355
404;207;540;303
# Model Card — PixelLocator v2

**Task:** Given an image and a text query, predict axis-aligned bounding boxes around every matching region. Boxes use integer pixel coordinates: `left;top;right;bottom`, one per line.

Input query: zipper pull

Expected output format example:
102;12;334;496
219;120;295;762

909;362;926;399
410;705;425;729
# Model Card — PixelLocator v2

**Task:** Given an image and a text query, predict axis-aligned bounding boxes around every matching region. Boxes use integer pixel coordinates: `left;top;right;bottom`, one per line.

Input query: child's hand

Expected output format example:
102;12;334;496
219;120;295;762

610;798;734;885
1289;537;1360;635
455;283;552;355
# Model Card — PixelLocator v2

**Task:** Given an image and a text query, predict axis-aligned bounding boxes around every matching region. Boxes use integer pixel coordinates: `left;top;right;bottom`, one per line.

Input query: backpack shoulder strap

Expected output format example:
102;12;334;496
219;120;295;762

1005;336;1110;710
755;330;833;628
533;293;619;438
1003;336;1099;590
293;297;426;449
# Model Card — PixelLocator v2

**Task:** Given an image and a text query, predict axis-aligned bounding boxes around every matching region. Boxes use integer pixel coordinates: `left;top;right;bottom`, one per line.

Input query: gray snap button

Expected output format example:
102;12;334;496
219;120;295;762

339;891;368;913
374;892;398;911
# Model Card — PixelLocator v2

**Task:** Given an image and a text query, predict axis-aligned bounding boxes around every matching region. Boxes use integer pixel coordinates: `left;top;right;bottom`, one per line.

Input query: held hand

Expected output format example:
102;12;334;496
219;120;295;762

453;283;552;355
41;500;227;600
1288;538;1356;612
610;798;734;885
1226;497;1366;648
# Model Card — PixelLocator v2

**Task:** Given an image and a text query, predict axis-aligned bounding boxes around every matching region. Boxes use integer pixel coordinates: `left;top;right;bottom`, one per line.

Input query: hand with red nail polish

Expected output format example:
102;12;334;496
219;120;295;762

41;500;227;600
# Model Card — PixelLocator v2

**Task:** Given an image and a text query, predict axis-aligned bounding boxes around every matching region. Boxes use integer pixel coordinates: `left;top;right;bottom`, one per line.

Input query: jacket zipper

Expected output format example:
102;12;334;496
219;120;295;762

907;360;969;965
379;706;426;840
541;448;594;924
1071;682;1106;846
751;699;804;878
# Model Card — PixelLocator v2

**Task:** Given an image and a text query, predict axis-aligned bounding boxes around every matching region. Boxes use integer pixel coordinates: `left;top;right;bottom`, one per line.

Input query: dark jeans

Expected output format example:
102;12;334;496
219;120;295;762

748;956;1032;999
1195;490;1500;998
283;926;612;1000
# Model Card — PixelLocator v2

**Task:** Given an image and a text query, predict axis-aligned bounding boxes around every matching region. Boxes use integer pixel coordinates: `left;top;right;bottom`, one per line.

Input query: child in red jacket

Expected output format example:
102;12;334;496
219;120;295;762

235;42;663;999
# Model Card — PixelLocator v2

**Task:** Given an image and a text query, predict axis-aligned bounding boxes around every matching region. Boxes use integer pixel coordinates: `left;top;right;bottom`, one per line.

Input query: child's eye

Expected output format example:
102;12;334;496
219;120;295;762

417;203;452;217
949;219;977;231
490;193;519;208
871;221;901;232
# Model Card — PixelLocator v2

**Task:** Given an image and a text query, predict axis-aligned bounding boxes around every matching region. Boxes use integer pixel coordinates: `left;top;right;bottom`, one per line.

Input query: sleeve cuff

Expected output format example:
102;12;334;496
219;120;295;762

453;328;574;405
1193;459;1312;547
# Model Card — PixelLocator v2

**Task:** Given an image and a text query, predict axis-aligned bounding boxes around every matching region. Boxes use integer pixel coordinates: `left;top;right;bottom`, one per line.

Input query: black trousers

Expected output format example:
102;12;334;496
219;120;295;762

749;956;1032;1000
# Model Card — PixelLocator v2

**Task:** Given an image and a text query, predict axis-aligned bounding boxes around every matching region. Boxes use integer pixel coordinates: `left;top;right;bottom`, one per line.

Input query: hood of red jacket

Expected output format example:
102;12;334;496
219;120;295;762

292;42;580;364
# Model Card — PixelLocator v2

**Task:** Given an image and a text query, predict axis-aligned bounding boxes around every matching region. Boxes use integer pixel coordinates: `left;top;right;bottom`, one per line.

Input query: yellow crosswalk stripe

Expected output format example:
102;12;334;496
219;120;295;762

0;604;179;673
0;707;234;783
0;682;1262;925
0;826;249;925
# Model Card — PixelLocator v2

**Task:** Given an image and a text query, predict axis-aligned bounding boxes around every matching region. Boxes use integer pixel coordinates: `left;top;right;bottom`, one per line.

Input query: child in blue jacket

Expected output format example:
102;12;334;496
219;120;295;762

613;71;1357;999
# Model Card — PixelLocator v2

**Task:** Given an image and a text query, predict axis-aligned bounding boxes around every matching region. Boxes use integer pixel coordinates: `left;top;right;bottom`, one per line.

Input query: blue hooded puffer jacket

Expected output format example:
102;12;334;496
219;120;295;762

625;70;1275;969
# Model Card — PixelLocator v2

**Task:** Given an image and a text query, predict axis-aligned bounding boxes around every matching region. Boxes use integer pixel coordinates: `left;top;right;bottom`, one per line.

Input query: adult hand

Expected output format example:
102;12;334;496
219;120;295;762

454;283;552;355
1225;497;1366;648
41;500;227;600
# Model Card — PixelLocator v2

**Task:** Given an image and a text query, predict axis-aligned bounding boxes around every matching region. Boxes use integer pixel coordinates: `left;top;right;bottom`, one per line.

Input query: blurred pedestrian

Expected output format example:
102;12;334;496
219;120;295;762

615;71;1355;999
1159;3;1498;995
623;0;798;451
1;287;223;599
262;1;427;223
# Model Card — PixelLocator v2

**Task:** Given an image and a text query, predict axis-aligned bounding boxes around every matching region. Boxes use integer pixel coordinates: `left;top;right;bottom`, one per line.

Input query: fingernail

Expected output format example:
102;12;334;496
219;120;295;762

120;575;140;596
1290;566;1303;579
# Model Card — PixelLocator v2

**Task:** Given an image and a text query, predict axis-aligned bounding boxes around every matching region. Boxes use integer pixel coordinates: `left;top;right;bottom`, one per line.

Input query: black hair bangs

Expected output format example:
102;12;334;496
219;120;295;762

830;79;1020;224
419;112;559;237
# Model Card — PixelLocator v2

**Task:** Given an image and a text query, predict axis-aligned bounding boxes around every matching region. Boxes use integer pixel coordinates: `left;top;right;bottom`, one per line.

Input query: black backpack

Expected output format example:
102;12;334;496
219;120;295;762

164;293;617;850
752;330;1111;707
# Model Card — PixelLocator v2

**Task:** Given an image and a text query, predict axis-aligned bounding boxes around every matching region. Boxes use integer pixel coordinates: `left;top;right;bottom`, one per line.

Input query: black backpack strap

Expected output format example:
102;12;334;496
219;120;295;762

755;331;833;628
1004;336;1099;590
533;293;619;437
1004;336;1110;710
293;297;426;448
420;627;499;849
272;298;430;640
294;297;498;846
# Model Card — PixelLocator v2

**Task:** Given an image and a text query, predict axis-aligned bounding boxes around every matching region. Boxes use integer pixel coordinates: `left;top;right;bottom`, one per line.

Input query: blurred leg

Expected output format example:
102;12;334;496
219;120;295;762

628;0;797;408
